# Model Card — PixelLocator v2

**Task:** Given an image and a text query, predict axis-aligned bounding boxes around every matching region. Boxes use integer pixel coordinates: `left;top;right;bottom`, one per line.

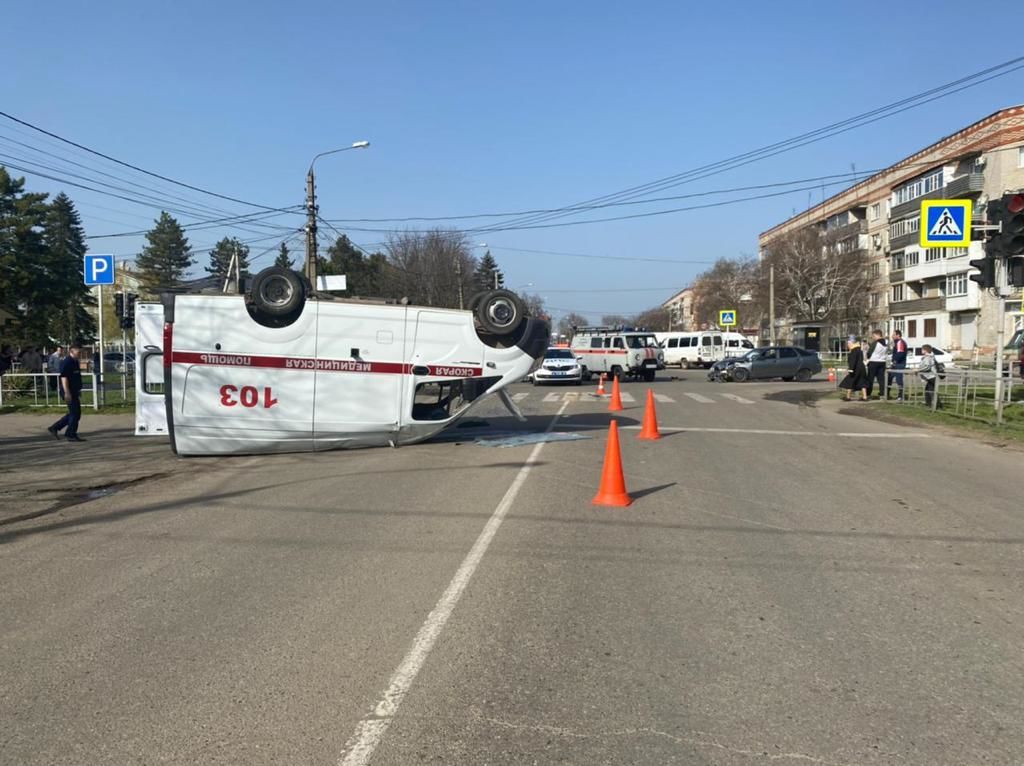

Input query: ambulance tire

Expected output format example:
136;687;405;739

476;289;526;337
679;360;690;370
642;368;656;382
610;365;623;380
467;291;487;313
249;267;305;318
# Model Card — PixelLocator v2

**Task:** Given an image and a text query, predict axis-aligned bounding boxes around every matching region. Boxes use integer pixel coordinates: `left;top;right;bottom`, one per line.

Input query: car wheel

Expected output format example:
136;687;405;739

475;289;526;336
249;266;305;317
795;368;813;382
732;367;749;382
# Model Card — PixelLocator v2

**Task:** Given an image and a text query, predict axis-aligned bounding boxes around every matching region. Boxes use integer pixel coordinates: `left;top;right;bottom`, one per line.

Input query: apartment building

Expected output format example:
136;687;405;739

760;106;1024;356
662;286;696;330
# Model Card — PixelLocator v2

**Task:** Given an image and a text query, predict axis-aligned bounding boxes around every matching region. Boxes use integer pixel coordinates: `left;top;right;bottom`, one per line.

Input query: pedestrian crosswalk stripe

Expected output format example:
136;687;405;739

543;392;562;402
719;393;754;404
684;392;716;403
653;393;675;403
620;392;636;403
511;392;529;402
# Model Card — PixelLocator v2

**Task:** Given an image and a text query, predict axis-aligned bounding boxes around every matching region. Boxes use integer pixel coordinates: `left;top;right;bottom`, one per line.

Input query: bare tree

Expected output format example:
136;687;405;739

633;306;671;331
383;229;477;308
691;257;761;327
557;311;589;339
600;314;632;327
761;227;872;327
520;292;547;319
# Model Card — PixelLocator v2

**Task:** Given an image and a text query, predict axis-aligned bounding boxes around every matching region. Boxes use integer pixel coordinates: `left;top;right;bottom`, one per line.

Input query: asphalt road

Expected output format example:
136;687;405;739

2;374;1023;765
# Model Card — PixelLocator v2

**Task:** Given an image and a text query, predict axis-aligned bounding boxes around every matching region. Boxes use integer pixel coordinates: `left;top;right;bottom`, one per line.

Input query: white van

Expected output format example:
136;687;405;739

135;268;547;456
655;331;754;368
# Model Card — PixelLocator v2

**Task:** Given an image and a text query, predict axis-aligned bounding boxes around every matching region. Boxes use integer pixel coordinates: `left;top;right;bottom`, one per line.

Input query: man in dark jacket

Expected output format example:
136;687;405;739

47;344;85;442
887;329;908;401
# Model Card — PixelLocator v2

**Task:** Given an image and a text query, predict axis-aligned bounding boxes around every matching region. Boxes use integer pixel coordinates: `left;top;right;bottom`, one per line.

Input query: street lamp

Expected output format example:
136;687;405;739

305;141;371;288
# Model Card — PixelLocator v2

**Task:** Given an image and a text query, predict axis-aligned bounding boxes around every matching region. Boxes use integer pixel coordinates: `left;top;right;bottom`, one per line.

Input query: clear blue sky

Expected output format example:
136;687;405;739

3;0;1023;324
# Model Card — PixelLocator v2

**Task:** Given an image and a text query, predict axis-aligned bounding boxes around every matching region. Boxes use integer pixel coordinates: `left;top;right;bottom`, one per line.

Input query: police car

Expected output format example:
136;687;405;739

134;267;548;455
569;326;665;381
532;347;583;385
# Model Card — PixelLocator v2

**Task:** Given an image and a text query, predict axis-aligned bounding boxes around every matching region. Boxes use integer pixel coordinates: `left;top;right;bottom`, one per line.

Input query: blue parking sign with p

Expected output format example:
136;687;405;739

84;254;115;285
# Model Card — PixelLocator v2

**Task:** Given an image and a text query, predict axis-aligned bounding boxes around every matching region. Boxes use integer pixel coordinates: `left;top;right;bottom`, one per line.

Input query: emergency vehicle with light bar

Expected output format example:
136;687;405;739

568;326;664;381
134;266;547;455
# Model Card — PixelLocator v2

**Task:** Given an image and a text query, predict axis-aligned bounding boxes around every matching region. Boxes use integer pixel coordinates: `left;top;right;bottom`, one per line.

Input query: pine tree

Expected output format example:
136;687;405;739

206;237;250;281
42;193;96;344
320;234;384;296
473;250;504;292
273;241;293;269
136;212;193;291
0;167;50;342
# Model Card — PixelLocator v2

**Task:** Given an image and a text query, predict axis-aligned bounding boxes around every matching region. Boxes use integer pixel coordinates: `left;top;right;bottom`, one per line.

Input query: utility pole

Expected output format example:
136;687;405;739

305;168;318;289
455;260;465;309
994;256;1007;425
769;264;776;346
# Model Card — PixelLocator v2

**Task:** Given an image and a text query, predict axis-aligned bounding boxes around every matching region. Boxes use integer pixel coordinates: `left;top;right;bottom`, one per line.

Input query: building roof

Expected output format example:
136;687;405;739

759;104;1024;243
661;286;693;308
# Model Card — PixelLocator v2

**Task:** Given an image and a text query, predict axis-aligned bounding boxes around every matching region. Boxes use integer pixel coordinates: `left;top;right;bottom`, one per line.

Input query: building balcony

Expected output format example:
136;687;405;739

946;293;982;313
889;269;905;284
829;219;868;239
889;173;984;219
889;230;920;250
888;297;945;315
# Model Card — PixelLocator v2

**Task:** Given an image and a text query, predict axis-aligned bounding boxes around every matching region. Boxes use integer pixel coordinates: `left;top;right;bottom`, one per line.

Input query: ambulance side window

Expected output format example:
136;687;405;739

411;377;500;421
702;337;712;347
613;338;624;349
590;338;603;349
668;338;678;348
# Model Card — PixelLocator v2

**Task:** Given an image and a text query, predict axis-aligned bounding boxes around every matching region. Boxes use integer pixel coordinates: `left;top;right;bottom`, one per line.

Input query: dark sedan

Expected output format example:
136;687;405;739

707;346;822;382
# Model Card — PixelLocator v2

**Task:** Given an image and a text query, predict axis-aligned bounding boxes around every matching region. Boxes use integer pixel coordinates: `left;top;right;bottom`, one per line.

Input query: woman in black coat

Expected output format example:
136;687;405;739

839;338;869;401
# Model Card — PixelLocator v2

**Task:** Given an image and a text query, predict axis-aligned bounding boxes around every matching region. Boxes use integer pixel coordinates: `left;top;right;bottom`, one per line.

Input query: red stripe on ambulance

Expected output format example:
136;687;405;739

171;351;481;377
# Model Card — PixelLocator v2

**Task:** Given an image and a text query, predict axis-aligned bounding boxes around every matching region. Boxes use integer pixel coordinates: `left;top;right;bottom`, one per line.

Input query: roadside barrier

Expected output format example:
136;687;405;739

608;374;623;412
637;388;661;440
592;420;632;507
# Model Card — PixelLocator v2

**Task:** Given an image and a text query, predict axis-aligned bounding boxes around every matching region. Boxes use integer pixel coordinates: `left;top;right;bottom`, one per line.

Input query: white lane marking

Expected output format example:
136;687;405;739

719;393;754;404
653;394;676;403
683;392;715;403
543;392;561;402
511;392;529;402
338;401;572;766
619;392;636;403
622;425;930;438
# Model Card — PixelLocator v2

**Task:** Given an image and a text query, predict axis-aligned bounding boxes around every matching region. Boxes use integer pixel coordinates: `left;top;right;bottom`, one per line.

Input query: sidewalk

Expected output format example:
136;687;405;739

0;412;176;525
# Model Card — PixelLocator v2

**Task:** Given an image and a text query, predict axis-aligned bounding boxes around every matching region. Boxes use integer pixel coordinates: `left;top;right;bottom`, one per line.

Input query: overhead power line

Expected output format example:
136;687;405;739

0;109;292;213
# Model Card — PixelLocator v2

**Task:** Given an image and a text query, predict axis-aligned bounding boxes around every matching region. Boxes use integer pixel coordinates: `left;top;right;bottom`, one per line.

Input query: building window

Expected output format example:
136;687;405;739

891;251;905;270
946;246;968;259
905;250;920;267
946;272;968;297
870;203;882;221
892;168;944;206
925;247;944;263
891;284;905;302
1019;146;1024;168
825;212;850;231
870;292;880;308
924;318;937;337
870;262;880;278
889;217;919;239
908;319;917;338
892;317;905;334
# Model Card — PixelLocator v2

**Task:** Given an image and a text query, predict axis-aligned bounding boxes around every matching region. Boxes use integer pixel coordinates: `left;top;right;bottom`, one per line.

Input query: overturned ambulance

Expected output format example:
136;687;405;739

135;267;547;456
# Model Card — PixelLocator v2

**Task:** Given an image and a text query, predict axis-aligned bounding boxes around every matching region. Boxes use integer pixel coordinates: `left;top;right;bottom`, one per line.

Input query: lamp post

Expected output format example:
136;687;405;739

305;141;370;289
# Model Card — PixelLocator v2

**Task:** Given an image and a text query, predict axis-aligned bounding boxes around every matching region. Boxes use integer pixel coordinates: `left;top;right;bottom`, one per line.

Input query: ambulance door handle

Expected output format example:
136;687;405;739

412;365;429;376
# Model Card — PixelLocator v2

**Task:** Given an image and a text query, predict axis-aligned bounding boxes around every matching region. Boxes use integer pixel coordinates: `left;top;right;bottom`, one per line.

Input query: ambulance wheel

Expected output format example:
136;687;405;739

642;368;656;382
467;291;487;313
610;365;623;380
476;289;526;336
250;267;305;317
679;360;690;370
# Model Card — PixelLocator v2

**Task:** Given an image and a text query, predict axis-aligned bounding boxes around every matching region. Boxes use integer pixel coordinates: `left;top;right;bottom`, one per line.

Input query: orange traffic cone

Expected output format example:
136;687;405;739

828;367;836;383
608;374;624;412
592;420;632;507
637;389;661;440
596;373;606;396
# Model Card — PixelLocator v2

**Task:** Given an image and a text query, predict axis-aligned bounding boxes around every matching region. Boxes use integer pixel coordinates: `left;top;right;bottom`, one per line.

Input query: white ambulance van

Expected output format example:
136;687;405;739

135;267;548;456
655;331;754;368
568;326;665;381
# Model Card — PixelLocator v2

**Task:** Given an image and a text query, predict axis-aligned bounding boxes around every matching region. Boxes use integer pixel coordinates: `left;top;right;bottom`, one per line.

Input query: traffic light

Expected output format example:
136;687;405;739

1009;256;1024;288
985;193;1024;258
969;255;995;289
114;293;125;322
123;293;136;330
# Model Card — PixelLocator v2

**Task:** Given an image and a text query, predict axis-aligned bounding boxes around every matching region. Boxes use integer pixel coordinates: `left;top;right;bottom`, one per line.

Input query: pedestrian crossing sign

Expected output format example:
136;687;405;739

920;199;971;247
718;309;737;327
